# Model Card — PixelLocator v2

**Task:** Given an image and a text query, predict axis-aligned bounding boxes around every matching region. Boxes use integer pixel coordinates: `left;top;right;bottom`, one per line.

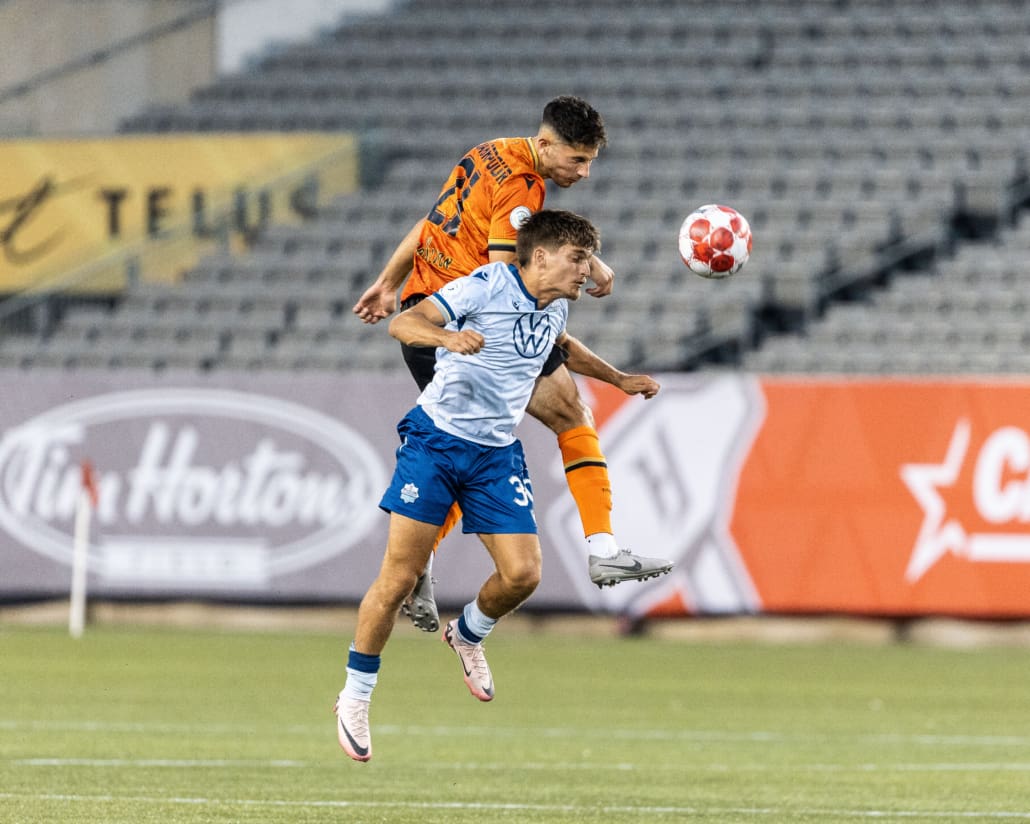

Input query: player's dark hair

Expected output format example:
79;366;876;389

516;209;600;266
541;96;607;148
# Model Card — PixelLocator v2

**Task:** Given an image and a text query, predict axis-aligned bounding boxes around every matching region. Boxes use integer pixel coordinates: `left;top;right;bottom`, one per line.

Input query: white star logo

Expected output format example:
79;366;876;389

901;418;1030;582
900;418;971;582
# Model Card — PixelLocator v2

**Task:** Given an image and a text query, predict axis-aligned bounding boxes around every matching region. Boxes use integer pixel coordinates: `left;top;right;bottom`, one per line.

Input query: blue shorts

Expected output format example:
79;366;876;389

379;406;537;535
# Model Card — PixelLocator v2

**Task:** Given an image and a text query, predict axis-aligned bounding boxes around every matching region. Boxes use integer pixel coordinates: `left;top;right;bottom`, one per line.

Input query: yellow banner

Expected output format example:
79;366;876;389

0;133;358;292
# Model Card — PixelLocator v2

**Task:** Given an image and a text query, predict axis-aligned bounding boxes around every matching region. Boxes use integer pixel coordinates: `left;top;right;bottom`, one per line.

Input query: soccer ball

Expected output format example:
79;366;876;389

678;204;752;278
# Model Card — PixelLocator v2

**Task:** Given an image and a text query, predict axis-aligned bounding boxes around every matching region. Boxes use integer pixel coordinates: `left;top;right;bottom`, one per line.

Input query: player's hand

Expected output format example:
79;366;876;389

618;374;660;399
585;256;615;298
352;284;397;324
444;330;485;355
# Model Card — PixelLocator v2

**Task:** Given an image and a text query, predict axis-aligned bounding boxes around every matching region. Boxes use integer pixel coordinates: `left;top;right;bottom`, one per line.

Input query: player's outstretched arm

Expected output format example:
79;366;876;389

352;219;425;324
559;332;659;398
584;254;615;298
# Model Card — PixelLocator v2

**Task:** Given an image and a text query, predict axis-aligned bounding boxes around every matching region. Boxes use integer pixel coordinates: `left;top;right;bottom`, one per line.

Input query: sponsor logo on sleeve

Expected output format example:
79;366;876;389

509;206;532;229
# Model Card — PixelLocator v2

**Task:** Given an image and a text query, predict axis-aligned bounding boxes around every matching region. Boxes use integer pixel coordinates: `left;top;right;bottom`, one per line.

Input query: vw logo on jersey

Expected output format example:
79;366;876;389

512;313;553;359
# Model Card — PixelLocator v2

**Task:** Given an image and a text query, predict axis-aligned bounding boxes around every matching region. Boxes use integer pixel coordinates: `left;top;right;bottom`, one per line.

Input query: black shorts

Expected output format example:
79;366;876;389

399;293;570;391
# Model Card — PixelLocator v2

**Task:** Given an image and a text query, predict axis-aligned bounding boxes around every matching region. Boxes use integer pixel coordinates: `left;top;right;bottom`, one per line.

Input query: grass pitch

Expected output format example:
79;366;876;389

1;619;1029;823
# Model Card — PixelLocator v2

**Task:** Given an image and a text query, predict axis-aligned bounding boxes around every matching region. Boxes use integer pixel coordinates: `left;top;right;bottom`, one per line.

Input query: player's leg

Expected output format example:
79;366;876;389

526;357;672;588
335;513;437;761
399;310;450;630
353;514;439;654
440;439;540;702
401;498;461;631
475;532;543;616
442;532;542;702
335;407;455;761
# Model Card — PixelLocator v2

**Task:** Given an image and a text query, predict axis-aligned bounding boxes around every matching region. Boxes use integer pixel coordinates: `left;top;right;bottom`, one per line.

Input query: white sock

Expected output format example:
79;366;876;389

342;669;377;702
459;599;497;643
342;642;379;702
586;532;620;559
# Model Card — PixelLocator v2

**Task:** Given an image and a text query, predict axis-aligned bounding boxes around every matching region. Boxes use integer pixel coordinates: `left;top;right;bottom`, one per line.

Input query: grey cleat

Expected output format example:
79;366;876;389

588;548;673;589
401;565;440;632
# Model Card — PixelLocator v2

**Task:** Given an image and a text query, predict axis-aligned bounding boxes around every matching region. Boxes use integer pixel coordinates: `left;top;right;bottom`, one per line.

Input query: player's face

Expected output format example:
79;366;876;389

540;141;599;188
548;243;594;300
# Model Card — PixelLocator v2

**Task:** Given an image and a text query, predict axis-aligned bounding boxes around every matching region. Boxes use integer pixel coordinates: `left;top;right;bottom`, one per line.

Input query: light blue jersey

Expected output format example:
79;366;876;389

420;261;568;447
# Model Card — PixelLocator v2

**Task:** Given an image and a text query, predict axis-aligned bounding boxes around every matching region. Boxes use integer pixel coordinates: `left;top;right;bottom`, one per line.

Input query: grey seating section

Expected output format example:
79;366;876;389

739;217;1030;375
5;0;1030;374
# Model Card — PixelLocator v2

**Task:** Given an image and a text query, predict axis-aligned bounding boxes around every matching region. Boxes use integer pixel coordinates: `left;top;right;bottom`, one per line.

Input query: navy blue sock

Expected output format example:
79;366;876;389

343;644;381;701
456;613;484;645
347;648;381;674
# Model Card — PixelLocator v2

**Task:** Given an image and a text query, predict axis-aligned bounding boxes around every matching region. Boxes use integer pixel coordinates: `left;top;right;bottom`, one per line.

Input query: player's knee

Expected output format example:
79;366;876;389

377;564;422;608
533;393;594;434
502;560;541;599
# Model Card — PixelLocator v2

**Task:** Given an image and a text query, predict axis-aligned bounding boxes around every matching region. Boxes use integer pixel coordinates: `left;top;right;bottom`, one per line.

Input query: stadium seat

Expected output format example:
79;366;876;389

8;0;1030;376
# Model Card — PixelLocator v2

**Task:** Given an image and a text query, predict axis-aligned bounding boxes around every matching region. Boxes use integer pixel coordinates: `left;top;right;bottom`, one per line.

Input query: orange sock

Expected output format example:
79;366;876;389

433;502;462;551
556;425;613;537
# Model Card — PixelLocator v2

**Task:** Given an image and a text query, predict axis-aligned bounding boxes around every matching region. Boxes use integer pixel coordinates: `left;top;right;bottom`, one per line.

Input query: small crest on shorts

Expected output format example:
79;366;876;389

400;482;420;504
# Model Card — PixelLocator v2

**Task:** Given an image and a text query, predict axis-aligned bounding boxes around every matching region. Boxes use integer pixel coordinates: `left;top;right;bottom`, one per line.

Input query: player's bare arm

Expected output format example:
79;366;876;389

585;254;615;297
556;332;660;399
353;219;425;324
388;299;485;355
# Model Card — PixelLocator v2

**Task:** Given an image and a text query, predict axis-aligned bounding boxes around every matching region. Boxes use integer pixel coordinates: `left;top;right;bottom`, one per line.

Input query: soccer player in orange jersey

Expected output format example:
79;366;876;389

353;97;672;629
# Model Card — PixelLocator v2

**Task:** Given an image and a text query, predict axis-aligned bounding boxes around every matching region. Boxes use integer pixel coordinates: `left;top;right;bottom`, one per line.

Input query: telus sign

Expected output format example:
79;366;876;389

0;389;386;589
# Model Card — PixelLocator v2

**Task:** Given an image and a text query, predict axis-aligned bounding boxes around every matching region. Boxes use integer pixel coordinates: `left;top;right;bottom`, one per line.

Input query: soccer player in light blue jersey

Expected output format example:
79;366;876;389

334;211;660;762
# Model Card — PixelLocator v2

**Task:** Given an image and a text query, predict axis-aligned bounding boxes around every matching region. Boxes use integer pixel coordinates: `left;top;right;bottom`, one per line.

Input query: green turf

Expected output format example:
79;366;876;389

1;621;1029;823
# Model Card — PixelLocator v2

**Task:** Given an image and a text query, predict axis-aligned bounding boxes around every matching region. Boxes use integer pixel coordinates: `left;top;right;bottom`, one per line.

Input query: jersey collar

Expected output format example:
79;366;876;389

527;137;541;176
507;263;540;309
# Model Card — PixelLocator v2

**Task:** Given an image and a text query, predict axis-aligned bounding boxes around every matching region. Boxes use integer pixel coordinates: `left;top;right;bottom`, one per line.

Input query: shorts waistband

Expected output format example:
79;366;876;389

400;294;428;311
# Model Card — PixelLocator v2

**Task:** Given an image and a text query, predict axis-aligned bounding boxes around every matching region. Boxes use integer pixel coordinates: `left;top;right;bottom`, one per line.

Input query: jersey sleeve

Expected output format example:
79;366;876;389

428;268;493;325
486;174;546;255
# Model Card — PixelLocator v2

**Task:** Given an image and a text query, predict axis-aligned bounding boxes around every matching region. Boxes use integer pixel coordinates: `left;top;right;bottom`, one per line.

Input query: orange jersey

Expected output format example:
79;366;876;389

401;137;547;301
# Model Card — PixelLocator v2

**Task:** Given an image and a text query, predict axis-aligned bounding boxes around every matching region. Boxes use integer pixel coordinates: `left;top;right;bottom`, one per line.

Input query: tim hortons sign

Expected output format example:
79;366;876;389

0;388;386;590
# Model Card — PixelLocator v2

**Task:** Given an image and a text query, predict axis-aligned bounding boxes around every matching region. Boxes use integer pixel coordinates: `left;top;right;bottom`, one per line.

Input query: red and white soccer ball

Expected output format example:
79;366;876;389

678;204;753;278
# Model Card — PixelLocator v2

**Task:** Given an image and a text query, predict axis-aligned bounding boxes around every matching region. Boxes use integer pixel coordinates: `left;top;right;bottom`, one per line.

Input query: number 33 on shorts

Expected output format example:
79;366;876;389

510;476;534;507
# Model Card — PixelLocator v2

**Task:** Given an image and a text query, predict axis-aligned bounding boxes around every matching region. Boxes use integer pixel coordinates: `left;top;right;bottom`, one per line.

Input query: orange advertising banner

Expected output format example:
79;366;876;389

581;376;1030;619
1;370;1027;617
733;378;1030;617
